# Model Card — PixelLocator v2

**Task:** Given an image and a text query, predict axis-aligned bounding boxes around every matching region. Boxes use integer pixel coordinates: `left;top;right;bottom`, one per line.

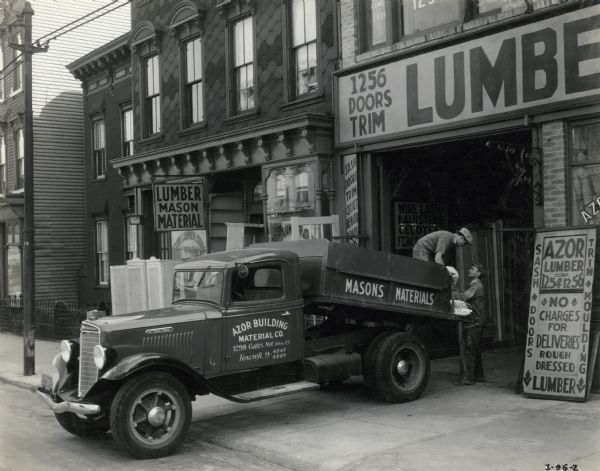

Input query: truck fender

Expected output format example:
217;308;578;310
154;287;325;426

101;353;205;390
100;353;258;404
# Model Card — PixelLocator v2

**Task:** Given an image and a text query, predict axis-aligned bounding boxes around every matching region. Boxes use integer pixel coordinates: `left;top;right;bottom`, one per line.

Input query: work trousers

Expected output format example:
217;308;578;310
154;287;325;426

412;245;431;262
462;324;485;383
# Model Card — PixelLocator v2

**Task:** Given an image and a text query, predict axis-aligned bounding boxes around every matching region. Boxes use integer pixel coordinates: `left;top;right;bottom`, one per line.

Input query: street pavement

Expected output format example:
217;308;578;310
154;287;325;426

0;331;599;470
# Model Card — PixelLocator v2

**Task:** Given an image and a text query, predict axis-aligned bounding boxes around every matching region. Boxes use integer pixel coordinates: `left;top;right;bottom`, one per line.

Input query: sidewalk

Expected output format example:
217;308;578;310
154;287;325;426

0;330;524;391
0;332;59;391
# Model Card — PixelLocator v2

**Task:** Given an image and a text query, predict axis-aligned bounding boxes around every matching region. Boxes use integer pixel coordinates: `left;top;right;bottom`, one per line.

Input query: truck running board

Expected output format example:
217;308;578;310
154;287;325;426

231;381;318;402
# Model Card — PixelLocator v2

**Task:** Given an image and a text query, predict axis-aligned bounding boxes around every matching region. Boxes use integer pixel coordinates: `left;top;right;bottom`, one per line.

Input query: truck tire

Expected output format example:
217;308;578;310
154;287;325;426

109;372;192;459
55;411;110;437
362;331;394;389
368;332;430;403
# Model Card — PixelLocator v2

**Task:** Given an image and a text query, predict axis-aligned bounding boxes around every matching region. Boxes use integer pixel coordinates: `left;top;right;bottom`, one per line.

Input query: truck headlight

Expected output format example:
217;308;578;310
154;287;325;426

60;340;75;363
93;345;108;369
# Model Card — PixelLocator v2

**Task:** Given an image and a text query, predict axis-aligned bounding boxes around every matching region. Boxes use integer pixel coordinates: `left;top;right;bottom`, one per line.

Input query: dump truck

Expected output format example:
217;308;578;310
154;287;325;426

37;239;465;459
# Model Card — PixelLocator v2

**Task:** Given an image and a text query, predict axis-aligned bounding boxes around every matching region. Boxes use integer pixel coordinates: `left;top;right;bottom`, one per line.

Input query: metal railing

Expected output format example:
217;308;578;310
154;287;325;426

0;297;92;341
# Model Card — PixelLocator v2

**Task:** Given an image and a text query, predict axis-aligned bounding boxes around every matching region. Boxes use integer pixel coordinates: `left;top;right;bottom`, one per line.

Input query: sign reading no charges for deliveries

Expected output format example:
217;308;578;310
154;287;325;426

153;182;204;232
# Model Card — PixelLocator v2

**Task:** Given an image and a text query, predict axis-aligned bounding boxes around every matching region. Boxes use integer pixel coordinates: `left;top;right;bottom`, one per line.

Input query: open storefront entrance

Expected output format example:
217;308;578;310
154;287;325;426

376;130;535;347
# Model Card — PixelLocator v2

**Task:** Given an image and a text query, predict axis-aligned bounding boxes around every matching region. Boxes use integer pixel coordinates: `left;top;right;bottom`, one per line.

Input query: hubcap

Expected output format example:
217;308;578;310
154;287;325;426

396;359;409;375
148;406;167;426
129;387;181;445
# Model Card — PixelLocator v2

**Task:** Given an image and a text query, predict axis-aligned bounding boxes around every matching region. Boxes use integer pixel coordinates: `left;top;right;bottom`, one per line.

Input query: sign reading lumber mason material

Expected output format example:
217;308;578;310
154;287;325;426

523;227;597;401
153;183;204;231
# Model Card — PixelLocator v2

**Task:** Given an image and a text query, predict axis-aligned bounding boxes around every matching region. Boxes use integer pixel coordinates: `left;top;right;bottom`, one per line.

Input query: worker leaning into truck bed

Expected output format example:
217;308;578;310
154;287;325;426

412;227;473;265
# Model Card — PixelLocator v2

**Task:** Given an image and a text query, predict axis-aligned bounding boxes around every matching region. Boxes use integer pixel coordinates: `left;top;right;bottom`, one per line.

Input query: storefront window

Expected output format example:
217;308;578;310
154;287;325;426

265;163;316;241
126;217;138;260
571;122;600;225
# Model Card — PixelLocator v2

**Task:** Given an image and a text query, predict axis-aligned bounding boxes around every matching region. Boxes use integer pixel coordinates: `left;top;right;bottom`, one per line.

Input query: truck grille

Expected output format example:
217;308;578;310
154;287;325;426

78;322;101;397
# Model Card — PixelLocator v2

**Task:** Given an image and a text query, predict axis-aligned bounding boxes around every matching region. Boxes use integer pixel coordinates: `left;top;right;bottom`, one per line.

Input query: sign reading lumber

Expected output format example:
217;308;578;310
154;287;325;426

153;183;204;231
523;227;597;401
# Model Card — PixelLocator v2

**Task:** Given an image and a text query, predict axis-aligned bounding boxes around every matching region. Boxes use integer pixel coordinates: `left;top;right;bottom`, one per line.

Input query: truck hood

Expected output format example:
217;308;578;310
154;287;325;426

87;302;220;333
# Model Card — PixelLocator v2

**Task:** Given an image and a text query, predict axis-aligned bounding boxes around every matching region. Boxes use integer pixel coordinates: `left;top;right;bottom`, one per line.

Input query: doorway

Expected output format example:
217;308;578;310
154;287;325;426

378;130;535;346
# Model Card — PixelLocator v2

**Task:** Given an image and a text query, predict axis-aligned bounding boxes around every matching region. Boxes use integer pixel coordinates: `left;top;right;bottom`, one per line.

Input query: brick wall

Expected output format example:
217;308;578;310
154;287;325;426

541;121;568;227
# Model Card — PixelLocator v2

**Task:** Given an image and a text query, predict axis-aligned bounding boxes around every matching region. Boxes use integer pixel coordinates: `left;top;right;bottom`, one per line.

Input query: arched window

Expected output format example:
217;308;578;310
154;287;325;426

12;32;22;94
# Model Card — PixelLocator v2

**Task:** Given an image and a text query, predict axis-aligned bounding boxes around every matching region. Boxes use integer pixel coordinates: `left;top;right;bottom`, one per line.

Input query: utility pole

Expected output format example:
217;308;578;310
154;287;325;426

11;1;46;375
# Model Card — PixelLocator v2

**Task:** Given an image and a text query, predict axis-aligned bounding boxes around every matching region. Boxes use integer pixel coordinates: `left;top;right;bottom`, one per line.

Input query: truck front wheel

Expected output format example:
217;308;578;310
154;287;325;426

55;411;110;437
109;372;192;459
367;332;430;403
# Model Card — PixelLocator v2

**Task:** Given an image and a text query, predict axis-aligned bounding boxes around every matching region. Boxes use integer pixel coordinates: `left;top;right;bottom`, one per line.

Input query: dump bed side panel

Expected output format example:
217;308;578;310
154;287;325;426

250;240;457;320
319;243;455;319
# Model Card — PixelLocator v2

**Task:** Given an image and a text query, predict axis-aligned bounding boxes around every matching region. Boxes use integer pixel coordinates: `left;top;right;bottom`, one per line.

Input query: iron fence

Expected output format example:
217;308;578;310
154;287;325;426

0;297;90;341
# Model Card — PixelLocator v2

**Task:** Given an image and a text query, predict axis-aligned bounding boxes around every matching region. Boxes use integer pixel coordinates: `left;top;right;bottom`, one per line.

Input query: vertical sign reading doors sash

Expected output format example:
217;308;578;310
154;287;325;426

523;227;596;401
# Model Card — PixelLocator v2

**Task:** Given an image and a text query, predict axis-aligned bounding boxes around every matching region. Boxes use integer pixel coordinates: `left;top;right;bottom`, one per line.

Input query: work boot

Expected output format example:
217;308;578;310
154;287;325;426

453;378;475;386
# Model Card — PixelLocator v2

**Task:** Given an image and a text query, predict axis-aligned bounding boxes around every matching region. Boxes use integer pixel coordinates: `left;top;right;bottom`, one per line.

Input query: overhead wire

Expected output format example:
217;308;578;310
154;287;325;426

0;0;130;81
37;0;131;47
34;0;122;44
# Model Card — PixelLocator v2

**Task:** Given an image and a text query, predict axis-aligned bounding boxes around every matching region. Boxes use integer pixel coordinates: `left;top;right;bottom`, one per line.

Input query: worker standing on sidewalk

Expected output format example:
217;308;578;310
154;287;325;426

454;262;486;386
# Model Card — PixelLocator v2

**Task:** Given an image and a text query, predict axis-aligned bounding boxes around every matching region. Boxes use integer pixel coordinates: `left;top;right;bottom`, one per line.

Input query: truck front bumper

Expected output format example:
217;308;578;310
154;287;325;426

36;386;101;415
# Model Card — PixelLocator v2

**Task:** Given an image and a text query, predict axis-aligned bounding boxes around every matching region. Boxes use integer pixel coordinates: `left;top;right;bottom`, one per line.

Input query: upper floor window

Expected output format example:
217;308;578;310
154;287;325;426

92;118;106;179
185;37;204;125
291;0;318;97
402;0;463;36
360;0;485;51
95;219;109;286
145;54;161;135
233;16;254;113
15;128;23;190
12;32;23;94
122;107;134;157
0;135;5;194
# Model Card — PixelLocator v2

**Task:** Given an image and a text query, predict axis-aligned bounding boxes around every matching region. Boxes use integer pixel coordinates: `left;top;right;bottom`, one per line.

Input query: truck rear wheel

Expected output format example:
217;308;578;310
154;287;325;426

367;332;429;403
109;372;192;459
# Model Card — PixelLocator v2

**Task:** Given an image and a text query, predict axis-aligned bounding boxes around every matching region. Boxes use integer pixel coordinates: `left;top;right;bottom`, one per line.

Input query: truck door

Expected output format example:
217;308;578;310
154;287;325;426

224;262;304;371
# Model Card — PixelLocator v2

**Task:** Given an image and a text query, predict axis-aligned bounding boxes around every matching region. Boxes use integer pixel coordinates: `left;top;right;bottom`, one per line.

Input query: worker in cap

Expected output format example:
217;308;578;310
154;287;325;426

412;227;472;265
454;261;486;386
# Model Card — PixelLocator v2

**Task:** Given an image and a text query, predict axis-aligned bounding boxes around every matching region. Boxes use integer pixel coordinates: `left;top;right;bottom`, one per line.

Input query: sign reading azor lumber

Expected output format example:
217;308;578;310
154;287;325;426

523;226;596;401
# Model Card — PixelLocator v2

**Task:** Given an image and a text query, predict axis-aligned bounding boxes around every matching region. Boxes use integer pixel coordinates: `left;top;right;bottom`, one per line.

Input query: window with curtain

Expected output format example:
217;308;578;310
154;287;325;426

0;41;4;101
570;121;600;225
291;0;318;97
122;107;133;157
145;54;161;135
0;135;5;194
185;37;204;124
96;219;109;285
15;128;23;189
233;16;254;113
6;221;21;296
92;118;106;179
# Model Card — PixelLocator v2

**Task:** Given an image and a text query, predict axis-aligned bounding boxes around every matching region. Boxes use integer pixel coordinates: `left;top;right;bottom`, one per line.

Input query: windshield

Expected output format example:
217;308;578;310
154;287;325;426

173;270;224;305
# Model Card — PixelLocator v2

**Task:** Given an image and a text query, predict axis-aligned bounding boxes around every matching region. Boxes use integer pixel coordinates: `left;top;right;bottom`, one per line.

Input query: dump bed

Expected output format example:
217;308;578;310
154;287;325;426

251;240;459;321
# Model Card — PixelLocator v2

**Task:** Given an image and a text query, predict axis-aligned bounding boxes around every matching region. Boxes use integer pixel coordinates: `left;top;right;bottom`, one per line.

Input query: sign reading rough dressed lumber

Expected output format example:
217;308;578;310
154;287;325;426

153;183;204;231
523;227;597;401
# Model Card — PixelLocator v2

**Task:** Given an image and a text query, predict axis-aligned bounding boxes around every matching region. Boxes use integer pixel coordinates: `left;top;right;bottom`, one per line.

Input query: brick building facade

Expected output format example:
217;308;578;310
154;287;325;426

71;0;338;308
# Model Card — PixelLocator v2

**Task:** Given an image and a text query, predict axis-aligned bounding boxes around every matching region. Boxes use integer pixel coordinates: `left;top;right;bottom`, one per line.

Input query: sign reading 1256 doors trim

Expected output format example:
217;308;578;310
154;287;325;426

523;226;596;401
153;182;204;232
